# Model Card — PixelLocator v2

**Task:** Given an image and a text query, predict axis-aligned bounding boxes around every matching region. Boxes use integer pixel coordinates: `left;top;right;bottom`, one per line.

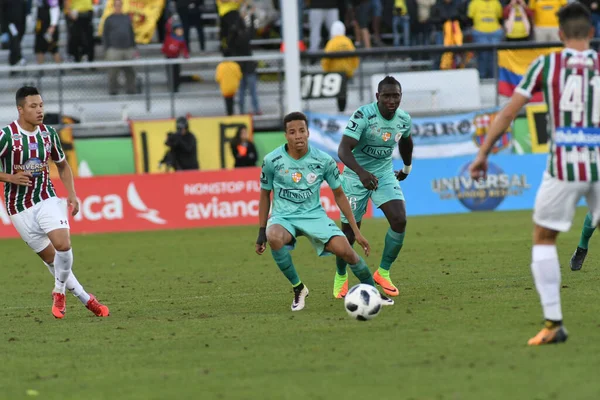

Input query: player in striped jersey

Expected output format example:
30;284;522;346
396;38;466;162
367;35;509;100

470;3;599;345
0;86;109;319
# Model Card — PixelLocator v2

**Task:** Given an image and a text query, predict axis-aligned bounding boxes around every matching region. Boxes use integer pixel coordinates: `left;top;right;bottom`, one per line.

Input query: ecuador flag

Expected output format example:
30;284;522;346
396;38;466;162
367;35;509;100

497;48;561;102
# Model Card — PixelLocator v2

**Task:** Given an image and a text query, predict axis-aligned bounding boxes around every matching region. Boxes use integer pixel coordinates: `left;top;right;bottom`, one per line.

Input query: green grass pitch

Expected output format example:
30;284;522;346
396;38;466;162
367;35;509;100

1;208;600;400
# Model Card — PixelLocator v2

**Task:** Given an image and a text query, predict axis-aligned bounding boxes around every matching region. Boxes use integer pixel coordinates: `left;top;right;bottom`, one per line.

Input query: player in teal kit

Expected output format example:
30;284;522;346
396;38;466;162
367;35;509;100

570;211;596;271
255;112;394;311
333;76;414;299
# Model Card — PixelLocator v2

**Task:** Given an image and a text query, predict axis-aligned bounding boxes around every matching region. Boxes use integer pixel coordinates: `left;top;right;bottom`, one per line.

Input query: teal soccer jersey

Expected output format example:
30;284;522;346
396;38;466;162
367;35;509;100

260;145;342;218
260;145;345;256
340;103;412;223
342;102;412;179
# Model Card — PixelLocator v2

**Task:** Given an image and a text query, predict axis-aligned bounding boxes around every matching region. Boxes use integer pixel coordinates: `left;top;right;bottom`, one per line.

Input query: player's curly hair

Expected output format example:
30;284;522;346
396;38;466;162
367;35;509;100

283;112;308;131
558;2;592;40
377;76;402;93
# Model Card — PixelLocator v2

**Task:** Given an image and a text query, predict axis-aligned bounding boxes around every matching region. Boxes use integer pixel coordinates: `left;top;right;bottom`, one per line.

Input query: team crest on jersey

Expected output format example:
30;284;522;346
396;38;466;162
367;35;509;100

306;172;317;184
291;172;302;183
382;132;392;141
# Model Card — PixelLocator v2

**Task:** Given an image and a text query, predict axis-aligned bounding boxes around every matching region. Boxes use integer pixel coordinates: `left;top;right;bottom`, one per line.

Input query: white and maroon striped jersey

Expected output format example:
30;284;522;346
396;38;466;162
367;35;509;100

516;48;600;182
0;121;65;215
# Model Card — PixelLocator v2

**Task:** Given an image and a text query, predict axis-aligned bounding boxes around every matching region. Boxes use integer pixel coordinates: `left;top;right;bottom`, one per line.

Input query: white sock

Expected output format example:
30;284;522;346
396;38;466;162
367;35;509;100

531;245;563;322
53;249;73;294
44;261;90;304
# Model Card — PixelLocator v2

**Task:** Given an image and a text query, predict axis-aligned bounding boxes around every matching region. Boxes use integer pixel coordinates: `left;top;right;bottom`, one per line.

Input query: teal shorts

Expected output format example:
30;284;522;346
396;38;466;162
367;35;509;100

340;173;405;223
267;213;344;256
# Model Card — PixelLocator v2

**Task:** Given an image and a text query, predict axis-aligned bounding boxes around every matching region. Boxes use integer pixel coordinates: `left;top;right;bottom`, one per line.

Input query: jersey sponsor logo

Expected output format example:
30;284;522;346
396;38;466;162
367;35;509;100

354;110;364;119
368;114;376;120
566;56;594;69
291;172;302;183
272;155;282;162
308;163;323;172
14;158;47;177
395;133;402;142
12;145;23;152
306;172;317;184
382;132;392;142
347;120;358;132
11;134;21;140
28;142;38;151
45;142;52;153
555;127;600;147
362;145;393;159
278;188;312;203
41;131;50;137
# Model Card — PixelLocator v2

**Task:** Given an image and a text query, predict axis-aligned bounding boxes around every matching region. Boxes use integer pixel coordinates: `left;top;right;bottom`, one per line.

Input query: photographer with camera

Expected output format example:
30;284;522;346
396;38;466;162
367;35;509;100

160;116;200;171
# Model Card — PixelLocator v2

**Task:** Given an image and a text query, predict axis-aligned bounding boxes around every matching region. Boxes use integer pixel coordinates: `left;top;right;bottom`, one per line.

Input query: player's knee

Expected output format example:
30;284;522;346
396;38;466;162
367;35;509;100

345;249;360;265
53;240;71;252
267;229;286;250
389;215;407;233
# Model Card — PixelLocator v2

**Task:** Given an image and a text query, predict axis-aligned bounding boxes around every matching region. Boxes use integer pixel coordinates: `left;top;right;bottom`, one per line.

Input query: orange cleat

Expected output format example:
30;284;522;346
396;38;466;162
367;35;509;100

86;294;110;317
527;323;568;346
333;273;349;299
373;270;399;297
52;292;66;319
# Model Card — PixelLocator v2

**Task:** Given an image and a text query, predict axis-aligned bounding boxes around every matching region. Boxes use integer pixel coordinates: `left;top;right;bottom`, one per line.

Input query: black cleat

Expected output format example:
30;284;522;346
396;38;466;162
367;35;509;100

570;247;588;271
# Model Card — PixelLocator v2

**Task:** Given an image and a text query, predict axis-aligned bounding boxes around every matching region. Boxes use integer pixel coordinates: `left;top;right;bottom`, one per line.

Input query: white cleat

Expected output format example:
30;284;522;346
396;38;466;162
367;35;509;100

380;294;395;306
291;284;309;311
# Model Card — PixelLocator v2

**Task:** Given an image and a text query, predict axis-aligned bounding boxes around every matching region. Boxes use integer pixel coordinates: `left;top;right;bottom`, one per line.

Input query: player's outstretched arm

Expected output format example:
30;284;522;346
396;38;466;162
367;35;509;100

395;136;413;181
56;160;79;216
256;189;271;255
332;186;370;256
470;93;529;179
338;136;378;190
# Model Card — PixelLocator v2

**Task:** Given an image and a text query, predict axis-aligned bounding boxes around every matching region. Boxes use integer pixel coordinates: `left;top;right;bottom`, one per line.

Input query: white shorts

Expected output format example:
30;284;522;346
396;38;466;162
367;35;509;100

533;172;600;232
10;197;70;253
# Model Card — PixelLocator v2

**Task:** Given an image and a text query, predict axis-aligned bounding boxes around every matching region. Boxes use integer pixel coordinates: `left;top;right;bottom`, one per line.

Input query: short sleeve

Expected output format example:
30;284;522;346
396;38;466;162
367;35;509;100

343;108;368;141
50;128;66;163
401;114;412;139
260;157;274;190
324;157;341;190
515;56;544;99
0;131;8;159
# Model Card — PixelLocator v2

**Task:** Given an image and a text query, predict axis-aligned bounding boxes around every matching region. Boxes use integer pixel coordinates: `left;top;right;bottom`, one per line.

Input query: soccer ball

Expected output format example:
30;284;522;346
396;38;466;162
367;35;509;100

344;284;382;321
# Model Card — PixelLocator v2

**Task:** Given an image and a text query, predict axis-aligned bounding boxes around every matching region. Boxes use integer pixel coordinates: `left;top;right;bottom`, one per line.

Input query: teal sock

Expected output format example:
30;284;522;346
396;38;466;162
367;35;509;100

271;248;301;286
579;212;596;250
335;256;348;275
349;257;376;286
380;228;405;271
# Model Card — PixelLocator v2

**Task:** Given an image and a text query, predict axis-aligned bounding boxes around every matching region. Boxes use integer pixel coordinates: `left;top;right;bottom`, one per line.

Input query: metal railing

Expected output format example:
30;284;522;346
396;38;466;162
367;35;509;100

2;39;598;131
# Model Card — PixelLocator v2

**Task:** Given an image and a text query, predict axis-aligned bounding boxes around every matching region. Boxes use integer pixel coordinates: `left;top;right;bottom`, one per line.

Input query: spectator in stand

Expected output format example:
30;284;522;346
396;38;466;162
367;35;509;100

176;0;206;52
503;0;533;41
413;0;436;46
578;0;600;38
529;0;567;42
354;0;384;46
321;20;359;112
230;125;257;168
34;0;62;66
228;15;262;115
308;0;340;52
393;0;411;46
349;0;372;48
162;18;190;93
164;117;200;171
468;0;503;79
215;50;242;115
64;0;95;62
103;0;138;95
217;0;242;54
0;0;28;68
430;0;464;68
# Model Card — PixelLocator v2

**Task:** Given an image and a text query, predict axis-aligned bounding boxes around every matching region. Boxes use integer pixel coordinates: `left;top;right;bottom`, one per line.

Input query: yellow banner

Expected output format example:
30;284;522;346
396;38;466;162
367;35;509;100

525;103;549;154
98;0;166;44
130;115;254;173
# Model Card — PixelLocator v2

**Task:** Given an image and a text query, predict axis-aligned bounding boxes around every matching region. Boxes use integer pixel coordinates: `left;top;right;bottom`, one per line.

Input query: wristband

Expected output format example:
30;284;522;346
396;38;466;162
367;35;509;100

256;227;267;244
402;165;412;174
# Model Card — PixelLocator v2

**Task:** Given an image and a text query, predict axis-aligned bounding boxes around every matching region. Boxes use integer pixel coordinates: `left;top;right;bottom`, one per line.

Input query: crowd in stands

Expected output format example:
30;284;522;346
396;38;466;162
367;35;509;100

1;0;599;105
